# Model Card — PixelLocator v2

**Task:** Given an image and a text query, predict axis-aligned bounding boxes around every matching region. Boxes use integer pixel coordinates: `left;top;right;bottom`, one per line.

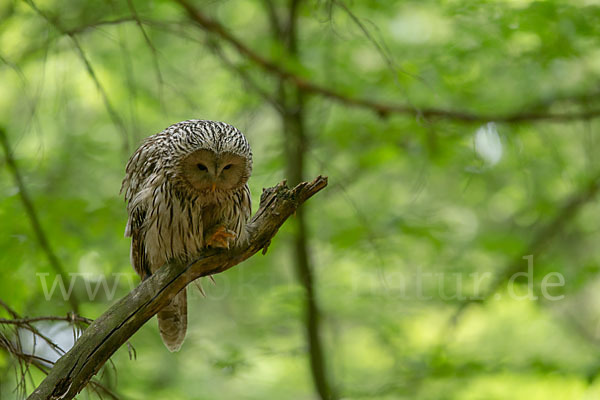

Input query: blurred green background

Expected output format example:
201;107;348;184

1;0;600;399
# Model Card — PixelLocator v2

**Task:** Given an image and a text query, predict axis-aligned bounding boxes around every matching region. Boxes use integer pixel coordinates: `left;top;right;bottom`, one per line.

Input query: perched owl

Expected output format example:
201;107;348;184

121;120;252;351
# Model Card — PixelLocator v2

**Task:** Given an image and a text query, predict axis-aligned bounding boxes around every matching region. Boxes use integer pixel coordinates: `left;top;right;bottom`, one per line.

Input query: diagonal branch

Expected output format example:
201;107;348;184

24;0;131;154
206;39;283;111
64;17;137;36
450;170;600;323
28;176;328;400
173;0;600;123
68;34;131;154
125;0;164;87
0;128;80;313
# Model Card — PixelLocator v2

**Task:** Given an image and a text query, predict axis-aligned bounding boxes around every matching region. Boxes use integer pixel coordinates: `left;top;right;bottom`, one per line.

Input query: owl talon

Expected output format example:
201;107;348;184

206;226;236;249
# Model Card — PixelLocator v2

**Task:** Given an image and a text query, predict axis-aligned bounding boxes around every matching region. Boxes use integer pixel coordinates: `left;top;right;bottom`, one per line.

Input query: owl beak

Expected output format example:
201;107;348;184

211;183;216;192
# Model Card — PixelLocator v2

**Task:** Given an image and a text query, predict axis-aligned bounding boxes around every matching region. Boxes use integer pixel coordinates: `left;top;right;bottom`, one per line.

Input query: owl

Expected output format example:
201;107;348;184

121;120;252;352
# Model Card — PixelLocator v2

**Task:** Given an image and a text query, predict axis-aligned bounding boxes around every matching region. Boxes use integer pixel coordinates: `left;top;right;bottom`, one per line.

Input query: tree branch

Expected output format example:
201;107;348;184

27;176;328;400
64;17;137;36
206;39;283;111
125;0;164;88
0;315;92;326
25;0;131;154
173;0;600;123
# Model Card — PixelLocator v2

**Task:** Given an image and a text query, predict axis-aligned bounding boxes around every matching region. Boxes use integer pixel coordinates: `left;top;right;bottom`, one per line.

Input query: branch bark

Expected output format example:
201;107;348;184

27;176;328;400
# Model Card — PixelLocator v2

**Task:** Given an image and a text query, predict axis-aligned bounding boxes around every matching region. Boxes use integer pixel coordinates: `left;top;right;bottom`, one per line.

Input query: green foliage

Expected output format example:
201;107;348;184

1;0;600;398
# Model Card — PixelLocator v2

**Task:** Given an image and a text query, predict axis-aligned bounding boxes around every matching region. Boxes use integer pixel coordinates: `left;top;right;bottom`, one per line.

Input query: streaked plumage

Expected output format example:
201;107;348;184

121;120;252;351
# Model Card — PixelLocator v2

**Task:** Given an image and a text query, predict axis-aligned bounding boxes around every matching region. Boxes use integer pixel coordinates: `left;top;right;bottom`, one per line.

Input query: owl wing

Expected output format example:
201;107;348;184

242;183;252;222
121;138;163;279
128;208;151;279
231;183;252;245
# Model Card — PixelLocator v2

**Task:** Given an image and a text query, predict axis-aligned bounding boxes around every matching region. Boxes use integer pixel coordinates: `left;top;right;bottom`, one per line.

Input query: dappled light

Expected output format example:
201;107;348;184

1;0;600;399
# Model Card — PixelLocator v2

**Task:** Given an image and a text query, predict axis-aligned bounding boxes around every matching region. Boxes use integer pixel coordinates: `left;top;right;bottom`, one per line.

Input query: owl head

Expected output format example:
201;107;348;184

166;120;252;194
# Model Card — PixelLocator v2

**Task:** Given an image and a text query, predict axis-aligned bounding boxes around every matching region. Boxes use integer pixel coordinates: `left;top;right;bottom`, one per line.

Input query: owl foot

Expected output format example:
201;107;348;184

206;226;237;249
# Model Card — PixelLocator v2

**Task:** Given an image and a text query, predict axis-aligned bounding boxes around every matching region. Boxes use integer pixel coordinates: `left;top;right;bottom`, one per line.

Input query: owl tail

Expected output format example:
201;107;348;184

157;288;187;352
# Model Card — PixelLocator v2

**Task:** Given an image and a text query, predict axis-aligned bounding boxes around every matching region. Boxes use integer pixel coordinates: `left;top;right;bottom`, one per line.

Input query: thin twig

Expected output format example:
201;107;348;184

125;0;164;87
0;300;20;319
24;0;130;154
0;315;92;326
0;304;117;399
207;39;283;111
64;17;137;35
331;0;424;100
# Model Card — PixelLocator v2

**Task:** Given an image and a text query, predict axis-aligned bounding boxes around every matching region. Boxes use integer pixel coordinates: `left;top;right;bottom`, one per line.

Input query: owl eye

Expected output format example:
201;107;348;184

223;164;233;170
197;163;208;171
